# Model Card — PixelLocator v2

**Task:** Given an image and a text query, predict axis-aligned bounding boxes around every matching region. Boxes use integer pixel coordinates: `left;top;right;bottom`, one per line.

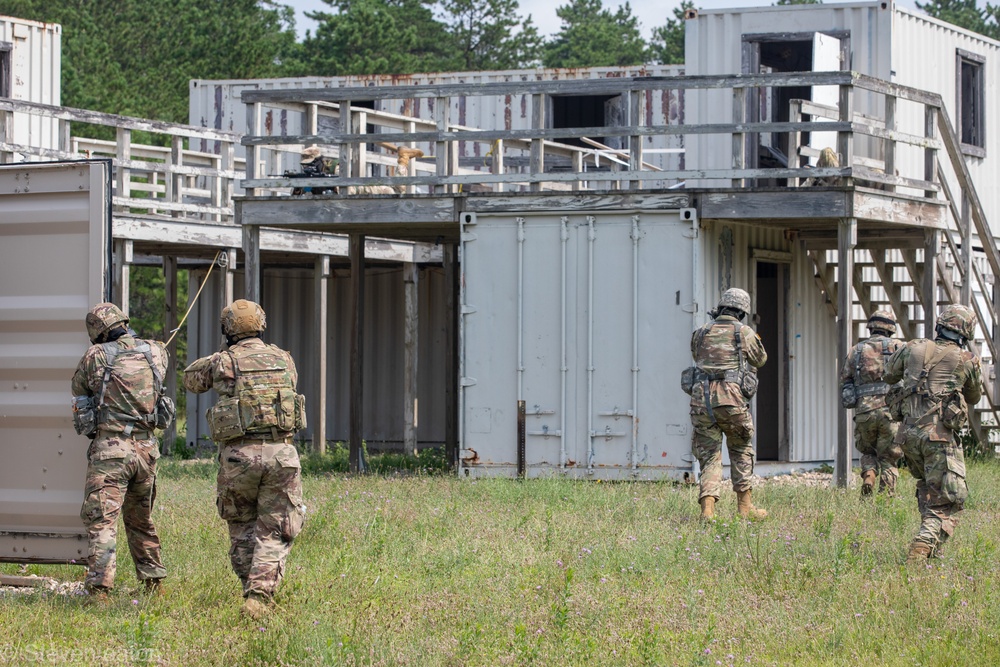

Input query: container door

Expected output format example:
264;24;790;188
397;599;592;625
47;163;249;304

460;210;695;479
0;160;111;563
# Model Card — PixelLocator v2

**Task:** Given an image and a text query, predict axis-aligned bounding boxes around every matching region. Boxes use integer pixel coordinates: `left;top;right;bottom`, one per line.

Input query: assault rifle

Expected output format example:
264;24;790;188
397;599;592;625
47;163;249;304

282;158;338;195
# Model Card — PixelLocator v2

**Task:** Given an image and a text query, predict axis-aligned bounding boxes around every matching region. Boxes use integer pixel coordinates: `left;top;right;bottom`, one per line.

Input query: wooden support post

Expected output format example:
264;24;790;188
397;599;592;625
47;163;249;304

403;262;419;457
243;224;261;303
961;194;972;306
789;100;802;186
530;93;546;192
338;100;353;184
836;218;857;489
572;151;583;192
163;255;178;455
170;136;184;219
444;244;459;467
838;83;854;184
314;255;329;456
112;239;133;314
222;248;236;306
628;89;643;190
924;230;939;337
492;138;505;194
994;279;1000;406
58;118;71;155
220;141;235;223
349;234;366;473
883;94;897;194
435;97;448;195
115;127;131;204
245;102;263;196
731;86;746;188
924;107;938;200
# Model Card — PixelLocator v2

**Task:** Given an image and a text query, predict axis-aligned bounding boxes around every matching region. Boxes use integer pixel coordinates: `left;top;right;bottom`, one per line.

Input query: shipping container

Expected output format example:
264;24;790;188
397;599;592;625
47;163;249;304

0;160;110;563
0;14;60;152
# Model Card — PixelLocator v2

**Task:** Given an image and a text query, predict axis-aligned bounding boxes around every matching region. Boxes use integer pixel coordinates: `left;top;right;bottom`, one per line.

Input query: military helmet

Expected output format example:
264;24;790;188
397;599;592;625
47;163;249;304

867;310;896;335
717;288;751;315
936;304;976;341
221;299;267;339
301;146;322;164
85;302;129;343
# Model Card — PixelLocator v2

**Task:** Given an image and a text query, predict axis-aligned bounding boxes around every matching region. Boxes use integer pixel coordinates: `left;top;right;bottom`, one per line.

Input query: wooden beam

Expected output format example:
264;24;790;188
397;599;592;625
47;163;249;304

112;238;133;314
806;249;838;317
924;230;939;337
314;255;329;456
222;248;236;305
243;224;261;303
349;234;365;473
163;254;178;455
836;218;857;489
403;262;419;457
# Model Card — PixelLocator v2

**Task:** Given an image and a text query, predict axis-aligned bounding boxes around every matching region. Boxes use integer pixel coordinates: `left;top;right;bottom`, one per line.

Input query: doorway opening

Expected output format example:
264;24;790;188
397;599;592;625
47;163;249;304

549;94;622;149
742;31;850;176
753;257;789;461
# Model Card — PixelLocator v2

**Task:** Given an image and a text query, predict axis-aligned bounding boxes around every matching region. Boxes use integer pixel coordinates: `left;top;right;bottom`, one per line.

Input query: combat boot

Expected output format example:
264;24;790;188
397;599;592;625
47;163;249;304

860;469;877;497
143;578;164;596
906;541;933;563
84;584;111;606
241;593;271;621
736;490;767;520
699;496;716;521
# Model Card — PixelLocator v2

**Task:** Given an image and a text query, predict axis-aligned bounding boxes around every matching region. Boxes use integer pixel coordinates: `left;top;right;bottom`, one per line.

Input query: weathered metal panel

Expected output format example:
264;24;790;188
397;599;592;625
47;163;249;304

684;2;893;185
460;210;695;479
189;65;686;171
893;7;1000;238
0;15;60;150
0;160;109;563
184;265;448;451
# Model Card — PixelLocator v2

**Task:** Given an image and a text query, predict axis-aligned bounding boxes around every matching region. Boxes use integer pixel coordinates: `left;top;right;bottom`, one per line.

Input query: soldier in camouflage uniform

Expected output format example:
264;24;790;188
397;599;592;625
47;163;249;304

884;304;982;561
72;303;170;594
840;311;904;497
688;288;768;521
183;299;307;619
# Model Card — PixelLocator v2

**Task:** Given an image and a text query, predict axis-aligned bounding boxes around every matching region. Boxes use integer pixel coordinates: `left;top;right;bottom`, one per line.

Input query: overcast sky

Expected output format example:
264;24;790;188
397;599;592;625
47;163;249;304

283;0;923;41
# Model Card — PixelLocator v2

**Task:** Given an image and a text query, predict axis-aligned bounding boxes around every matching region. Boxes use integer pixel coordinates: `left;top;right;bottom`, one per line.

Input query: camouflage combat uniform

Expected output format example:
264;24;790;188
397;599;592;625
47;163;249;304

72;334;169;590
689;314;768;501
884;337;981;556
841;333;904;493
184;337;306;601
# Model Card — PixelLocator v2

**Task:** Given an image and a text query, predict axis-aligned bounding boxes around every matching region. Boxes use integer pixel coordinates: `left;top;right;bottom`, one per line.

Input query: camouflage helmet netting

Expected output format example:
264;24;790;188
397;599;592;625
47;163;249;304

936;304;976;341
867;309;897;334
221;299;267;338
717;288;751;314
85;302;129;343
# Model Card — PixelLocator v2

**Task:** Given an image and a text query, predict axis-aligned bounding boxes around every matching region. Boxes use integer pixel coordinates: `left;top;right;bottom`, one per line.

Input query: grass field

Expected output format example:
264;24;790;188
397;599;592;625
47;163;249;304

2;459;1000;666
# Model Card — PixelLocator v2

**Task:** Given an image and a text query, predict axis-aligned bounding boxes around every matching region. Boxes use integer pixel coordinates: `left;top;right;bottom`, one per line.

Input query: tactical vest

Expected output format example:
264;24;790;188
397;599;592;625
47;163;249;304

72;339;175;438
853;338;893;398
207;343;307;442
885;339;967;429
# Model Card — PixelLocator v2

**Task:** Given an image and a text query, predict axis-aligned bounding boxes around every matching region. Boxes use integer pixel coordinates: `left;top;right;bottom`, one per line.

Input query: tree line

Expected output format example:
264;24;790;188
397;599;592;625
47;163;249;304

1;0;995;127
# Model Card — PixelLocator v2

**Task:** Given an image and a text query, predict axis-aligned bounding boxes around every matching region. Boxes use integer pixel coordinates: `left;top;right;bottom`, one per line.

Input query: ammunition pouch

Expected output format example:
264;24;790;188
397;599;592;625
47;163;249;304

207;395;246;442
739;370;758;399
154;395;175;430
841;381;858;409
681;366;697;395
72;395;99;438
940;392;968;432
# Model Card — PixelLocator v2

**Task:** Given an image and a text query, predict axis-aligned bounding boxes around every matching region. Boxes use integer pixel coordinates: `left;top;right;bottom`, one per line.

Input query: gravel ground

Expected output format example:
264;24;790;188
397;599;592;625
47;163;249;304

760;470;834;488
0;573;86;598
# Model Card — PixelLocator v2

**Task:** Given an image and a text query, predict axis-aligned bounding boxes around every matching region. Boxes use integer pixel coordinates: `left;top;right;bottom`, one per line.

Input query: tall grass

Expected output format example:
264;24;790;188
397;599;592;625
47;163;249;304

3;461;1000;666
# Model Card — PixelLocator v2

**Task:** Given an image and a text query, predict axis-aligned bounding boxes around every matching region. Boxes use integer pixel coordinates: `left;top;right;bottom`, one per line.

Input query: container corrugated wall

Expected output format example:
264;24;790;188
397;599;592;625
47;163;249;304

893;7;1000;238
188;64;686;166
0;15;60;150
184;266;448;450
684;2;893;183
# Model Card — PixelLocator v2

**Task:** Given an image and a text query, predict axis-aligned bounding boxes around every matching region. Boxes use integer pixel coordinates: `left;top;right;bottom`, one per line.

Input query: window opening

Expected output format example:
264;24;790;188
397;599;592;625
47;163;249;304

0;43;12;98
957;49;985;156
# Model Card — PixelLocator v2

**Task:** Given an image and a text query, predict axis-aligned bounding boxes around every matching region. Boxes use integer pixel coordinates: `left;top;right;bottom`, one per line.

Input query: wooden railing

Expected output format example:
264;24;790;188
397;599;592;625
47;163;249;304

0;99;243;222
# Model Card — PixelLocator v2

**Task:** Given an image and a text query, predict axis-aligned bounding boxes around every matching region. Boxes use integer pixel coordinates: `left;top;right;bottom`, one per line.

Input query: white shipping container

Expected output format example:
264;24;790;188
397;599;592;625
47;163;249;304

0;14;60;152
0;160;110;563
459;209;697;479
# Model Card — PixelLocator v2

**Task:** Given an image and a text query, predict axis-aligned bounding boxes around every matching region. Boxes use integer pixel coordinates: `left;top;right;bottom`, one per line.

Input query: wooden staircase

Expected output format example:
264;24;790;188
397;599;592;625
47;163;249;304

806;107;1000;451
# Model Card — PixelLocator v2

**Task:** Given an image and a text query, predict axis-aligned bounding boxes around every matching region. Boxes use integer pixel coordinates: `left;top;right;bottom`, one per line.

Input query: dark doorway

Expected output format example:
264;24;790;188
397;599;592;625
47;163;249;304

549;94;621;148
0;43;11;99
754;260;789;461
